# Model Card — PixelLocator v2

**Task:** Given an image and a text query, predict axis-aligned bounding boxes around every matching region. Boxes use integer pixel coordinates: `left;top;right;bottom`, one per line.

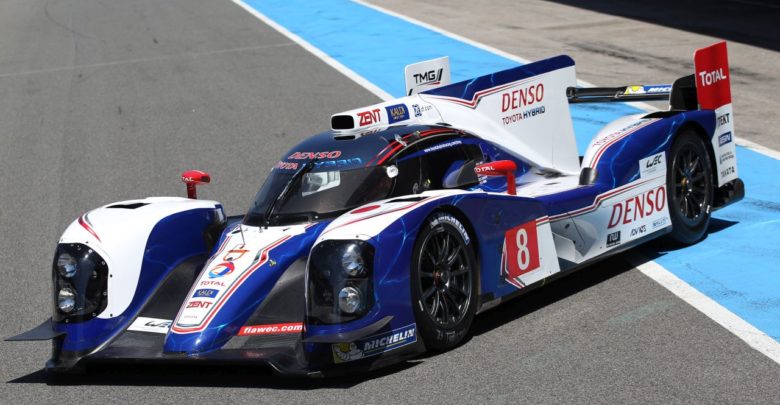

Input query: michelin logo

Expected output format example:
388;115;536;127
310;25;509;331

332;324;417;363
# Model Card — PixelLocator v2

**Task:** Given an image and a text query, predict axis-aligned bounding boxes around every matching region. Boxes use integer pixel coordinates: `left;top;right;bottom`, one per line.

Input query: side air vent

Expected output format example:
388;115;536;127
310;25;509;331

107;202;149;209
579;167;598;186
331;115;355;130
387;196;427;203
669;74;697;111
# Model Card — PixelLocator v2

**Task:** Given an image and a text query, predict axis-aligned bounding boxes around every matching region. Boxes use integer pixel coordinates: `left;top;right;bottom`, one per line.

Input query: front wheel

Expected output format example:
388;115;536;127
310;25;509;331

667;130;714;244
411;212;478;351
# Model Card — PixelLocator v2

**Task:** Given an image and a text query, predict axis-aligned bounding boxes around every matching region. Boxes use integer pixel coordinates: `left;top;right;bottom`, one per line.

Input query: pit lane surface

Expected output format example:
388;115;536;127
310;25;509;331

2;0;779;403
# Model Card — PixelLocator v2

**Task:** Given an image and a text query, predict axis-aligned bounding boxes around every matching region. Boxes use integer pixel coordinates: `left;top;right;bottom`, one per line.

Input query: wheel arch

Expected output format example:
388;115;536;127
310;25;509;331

433;204;482;297
674;120;718;189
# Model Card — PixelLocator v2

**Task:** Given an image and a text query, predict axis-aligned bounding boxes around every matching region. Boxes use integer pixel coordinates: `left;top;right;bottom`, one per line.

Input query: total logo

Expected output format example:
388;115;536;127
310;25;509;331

698;68;728;87
208;261;235;279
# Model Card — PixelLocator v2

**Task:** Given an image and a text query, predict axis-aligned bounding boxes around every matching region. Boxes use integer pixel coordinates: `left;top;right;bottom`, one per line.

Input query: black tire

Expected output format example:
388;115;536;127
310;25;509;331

667;130;714;244
410;212;478;351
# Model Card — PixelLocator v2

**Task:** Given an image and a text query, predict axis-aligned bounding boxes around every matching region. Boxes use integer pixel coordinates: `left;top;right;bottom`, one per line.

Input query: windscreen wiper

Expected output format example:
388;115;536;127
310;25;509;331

264;161;315;227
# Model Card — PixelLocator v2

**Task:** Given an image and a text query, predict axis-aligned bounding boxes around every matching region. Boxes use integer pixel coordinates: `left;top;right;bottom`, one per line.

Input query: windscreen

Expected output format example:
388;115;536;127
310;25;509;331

244;165;394;226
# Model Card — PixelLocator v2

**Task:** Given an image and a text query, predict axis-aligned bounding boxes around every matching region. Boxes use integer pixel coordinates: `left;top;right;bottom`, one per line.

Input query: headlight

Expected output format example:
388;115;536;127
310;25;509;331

56;252;78;278
307;240;374;324
338;286;362;314
57;288;76;313
341;244;366;276
52;244;109;323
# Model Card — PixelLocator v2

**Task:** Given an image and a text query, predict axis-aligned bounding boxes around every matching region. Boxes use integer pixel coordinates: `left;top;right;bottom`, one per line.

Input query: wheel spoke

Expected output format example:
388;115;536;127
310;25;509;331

431;292;440;317
449;284;468;298
451;265;468;276
688;156;700;173
446;245;462;266
423;286;436;300
440;291;451;322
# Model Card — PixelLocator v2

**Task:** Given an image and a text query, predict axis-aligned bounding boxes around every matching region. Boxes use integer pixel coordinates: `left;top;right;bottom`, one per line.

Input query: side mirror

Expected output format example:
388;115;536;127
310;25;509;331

475;160;517;195
181;170;211;199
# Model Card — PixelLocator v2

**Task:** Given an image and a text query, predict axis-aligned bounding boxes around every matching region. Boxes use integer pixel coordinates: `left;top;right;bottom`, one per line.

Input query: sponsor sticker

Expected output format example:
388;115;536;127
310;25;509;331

332;324;417;363
238;322;303;336
208;261;235;279
719;150;735;164
630;225;647;237
357;108;381;126
718;131;733;146
608;186;667;229
385;104;410;124
423;140;462;154
128;317;172;334
193;288;218;298
607;231;621;247
639;152;666;179
717;112;731;127
652;217;669;230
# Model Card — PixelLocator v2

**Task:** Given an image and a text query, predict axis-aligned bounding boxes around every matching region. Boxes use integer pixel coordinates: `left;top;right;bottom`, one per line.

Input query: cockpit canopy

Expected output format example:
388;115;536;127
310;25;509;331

243;125;486;227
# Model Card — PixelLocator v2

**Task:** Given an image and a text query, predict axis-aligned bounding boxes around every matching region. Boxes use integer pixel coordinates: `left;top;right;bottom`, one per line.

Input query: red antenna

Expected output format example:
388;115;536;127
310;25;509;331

181;170;211;199
474;160;518;195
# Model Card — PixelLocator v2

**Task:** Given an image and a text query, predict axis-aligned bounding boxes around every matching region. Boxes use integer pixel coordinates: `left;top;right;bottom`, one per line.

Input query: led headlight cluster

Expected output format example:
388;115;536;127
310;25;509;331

307;240;374;324
52;243;109;322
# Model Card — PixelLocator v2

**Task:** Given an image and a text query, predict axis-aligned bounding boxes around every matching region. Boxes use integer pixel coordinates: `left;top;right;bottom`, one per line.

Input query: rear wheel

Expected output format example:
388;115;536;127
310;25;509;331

667;130;714;244
411;212;478;351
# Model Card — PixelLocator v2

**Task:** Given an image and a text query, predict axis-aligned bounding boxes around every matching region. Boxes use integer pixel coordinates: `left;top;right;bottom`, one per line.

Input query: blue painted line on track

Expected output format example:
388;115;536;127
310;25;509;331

242;0;780;339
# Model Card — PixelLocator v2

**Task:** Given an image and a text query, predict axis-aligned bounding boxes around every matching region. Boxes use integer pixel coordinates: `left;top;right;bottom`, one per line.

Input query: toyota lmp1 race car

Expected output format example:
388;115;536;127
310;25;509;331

9;42;743;377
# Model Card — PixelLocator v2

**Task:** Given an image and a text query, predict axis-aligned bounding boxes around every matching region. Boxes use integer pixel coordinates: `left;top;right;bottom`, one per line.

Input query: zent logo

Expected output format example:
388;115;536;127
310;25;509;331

208;261;235;279
187;301;212;309
502;221;540;280
357;108;381;126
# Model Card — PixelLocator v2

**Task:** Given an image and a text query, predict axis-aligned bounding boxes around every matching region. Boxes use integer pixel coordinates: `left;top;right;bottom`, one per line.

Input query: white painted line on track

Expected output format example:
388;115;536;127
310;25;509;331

355;0;780;161
629;256;780;365
232;0;393;102
232;0;780;363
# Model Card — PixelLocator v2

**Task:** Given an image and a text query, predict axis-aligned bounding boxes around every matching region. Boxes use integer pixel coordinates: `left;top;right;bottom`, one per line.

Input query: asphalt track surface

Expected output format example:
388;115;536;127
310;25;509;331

1;0;779;403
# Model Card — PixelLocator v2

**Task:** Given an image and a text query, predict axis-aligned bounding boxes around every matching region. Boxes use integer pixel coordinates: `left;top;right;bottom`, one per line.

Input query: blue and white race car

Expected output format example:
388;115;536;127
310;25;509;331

9;42;743;377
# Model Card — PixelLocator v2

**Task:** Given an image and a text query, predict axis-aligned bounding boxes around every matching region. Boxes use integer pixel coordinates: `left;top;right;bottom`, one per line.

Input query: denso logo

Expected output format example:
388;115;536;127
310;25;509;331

413;68;443;85
698;68;728;87
288;151;342;160
608;186;667;228
357;108;381;126
501;83;544;112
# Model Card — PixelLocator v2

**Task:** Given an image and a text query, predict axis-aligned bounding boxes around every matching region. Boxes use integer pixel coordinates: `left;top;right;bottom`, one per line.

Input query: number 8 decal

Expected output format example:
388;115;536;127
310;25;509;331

502;220;540;284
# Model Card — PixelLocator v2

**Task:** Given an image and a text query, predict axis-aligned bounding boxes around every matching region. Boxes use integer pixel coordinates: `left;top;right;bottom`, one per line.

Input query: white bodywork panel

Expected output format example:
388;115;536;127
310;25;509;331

171;223;310;333
404;56;451;96
422;64;580;175
58;197;221;319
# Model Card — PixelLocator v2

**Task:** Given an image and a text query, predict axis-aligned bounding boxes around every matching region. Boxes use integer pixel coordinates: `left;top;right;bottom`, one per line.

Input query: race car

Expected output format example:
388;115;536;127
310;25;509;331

8;42;743;377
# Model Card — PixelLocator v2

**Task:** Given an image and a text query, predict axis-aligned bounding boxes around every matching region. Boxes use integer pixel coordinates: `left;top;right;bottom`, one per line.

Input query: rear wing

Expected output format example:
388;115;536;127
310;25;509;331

566;85;671;103
566;41;732;113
